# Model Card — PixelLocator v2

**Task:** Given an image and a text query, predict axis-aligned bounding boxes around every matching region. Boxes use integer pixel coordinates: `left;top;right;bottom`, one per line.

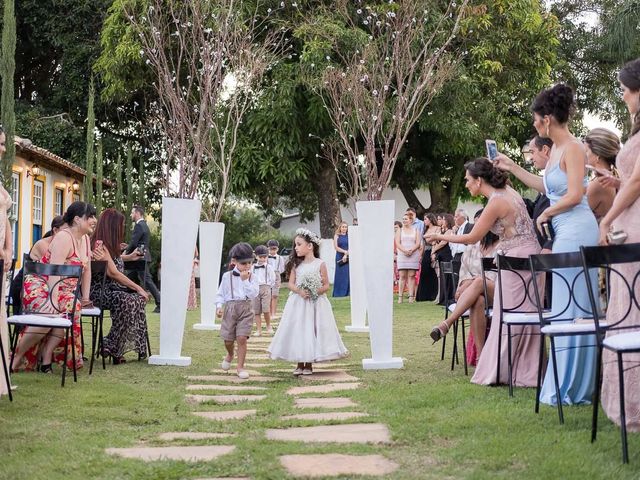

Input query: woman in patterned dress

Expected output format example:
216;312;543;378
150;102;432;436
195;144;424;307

91;209;149;363
11;202;96;373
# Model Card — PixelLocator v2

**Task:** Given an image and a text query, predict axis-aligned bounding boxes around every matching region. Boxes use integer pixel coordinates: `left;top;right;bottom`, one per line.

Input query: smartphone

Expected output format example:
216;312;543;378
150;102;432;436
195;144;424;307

607;230;627;245
485;139;498;161
541;222;552;241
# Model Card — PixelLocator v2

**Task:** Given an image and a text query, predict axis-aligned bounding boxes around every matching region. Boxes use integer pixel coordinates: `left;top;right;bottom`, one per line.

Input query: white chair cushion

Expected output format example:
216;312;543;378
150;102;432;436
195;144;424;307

541;320;607;335
503;311;550;324
447;303;470;317
603;332;640;352
81;307;102;316
7;314;72;328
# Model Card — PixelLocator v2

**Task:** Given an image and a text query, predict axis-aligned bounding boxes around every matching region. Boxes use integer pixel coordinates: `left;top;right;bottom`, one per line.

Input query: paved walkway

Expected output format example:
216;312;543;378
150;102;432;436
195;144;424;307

105;335;399;478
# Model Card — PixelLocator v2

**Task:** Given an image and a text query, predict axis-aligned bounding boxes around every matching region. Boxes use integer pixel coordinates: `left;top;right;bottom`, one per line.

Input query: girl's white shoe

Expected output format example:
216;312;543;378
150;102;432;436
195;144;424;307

237;370;250;379
221;357;232;371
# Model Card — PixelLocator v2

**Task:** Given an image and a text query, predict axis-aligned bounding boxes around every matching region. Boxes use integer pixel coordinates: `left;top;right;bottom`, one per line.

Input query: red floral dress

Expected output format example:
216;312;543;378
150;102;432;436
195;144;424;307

15;233;87;371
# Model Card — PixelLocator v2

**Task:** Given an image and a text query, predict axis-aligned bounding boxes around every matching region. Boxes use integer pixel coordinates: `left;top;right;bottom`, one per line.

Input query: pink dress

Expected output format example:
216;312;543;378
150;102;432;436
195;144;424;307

602;132;640;431
471;187;542;386
0;186;11;397
396;228;420;270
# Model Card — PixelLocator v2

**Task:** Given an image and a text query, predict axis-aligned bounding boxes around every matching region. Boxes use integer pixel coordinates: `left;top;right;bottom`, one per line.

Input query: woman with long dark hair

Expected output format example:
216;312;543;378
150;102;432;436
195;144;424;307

91;209;149;363
433;213;454;305
426;158;542;386
415;213;439;301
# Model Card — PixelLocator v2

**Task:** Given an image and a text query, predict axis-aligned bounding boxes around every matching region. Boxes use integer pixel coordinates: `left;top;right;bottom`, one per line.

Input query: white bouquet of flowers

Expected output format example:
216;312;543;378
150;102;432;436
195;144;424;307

298;271;322;302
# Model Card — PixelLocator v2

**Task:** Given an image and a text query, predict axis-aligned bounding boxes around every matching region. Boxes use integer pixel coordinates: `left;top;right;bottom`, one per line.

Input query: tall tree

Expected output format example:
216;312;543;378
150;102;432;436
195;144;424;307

114;153;123;212
83;77;95;204
125;143;133;231
137;155;144;206
0;0;16;188
303;0;469;200
96;137;103;213
101;0;287;222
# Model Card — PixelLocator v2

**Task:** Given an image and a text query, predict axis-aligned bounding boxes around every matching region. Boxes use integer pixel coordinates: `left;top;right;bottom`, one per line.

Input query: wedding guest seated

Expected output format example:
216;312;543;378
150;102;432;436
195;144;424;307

91;209;150;364
9;216;64;316
429;209;499;361
11;202;96;373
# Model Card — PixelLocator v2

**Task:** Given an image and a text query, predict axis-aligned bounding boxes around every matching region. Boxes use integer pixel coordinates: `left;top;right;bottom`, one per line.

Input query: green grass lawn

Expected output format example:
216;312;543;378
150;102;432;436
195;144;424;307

1;296;638;479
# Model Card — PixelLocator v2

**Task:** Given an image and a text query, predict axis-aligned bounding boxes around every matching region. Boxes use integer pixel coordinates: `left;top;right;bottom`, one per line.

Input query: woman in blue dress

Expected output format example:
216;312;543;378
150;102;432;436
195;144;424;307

332;221;350;297
494;84;599;405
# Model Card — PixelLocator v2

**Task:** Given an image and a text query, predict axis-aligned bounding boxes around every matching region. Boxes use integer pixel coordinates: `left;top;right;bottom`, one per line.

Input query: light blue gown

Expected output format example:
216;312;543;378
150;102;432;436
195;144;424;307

539;159;599;405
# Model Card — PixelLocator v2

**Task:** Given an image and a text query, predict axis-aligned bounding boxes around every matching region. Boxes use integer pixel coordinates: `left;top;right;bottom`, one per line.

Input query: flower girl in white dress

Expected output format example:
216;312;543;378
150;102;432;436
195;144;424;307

268;228;349;375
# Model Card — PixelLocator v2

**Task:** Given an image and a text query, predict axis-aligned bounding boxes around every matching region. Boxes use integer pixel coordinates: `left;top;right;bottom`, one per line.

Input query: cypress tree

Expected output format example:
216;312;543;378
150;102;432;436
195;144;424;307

83;78;95;203
125;144;134;232
96;137;103;214
115;153;123;212
138;155;144;206
0;0;16;189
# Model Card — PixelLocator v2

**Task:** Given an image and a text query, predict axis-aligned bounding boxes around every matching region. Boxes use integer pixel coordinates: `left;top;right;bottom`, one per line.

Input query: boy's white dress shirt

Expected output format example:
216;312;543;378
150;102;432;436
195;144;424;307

215;269;259;309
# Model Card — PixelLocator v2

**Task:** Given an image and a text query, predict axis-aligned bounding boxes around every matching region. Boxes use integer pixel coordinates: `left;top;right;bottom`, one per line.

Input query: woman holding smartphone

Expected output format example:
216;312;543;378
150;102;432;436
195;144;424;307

493;84;599;407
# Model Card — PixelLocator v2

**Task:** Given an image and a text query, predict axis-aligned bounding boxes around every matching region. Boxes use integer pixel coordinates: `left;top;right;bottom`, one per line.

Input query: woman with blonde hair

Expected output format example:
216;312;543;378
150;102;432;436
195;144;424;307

332;221;350;297
584;127;620;222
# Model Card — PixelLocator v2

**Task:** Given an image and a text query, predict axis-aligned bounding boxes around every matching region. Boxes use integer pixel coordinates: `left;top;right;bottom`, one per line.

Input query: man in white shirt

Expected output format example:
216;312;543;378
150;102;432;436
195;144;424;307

450;209;473;273
406;207;424;234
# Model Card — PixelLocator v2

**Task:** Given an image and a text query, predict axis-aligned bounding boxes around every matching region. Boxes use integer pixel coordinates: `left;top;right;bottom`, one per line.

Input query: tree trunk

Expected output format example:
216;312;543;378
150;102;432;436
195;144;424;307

312;160;341;238
396;171;426;217
426;177;453;213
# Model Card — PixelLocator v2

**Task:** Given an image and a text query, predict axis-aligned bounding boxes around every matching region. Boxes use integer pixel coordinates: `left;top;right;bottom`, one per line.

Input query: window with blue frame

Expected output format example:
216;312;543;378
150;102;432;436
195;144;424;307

32;179;43;243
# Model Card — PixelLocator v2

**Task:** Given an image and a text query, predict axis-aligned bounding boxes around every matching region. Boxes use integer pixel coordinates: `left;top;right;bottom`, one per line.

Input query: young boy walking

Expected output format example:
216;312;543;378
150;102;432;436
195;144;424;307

215;243;259;379
267;239;286;319
252;245;276;336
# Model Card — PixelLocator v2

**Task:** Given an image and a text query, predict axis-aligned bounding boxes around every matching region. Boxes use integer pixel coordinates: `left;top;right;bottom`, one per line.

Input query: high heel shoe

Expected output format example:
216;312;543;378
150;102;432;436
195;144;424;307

408;296;415;303
430;322;449;344
39;363;53;374
397;296;403;304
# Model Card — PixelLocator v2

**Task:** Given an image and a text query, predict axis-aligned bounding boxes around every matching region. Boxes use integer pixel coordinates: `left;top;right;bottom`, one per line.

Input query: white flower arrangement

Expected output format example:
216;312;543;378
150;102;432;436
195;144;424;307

295;227;321;246
298;271;323;302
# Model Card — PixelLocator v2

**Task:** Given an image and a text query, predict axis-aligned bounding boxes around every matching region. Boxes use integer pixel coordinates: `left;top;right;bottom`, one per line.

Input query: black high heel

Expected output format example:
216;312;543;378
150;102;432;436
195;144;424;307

39;363;53;374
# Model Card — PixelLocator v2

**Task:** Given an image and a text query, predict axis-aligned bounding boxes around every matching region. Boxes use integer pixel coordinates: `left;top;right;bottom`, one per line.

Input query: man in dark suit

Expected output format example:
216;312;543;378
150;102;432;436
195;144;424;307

124;205;161;313
523;136;554;252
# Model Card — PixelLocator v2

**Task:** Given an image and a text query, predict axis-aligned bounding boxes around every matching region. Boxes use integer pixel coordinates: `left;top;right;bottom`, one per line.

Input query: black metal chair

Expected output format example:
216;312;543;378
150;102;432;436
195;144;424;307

438;261;469;375
529;251;599;423
495;254;547;396
0;259;12;401
581;243;640;463
4;257;16;317
81;261;108;374
8;262;83;387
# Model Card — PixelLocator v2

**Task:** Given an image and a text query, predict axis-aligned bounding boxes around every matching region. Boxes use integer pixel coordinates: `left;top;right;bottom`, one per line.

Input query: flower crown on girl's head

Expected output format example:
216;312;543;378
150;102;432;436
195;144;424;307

295;228;321;246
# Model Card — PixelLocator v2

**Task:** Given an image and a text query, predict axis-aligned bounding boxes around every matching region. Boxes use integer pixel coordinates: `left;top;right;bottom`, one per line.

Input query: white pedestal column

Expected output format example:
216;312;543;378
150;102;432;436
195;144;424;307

345;226;368;333
357;200;403;369
148;197;201;366
319;238;335;285
193;222;225;330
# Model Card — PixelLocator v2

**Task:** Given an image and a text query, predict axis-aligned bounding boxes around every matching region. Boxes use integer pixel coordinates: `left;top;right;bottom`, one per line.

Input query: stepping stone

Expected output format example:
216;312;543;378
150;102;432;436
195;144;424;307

158;432;235;441
105;445;235;462
245;363;269;368
187;375;277;383
187;384;267;392
245;354;270;360
313;362;354;369
186;394;266;405
209;369;262;376
266;423;391;444
287;383;360;396
193;410;256;421
281;412;369;421
280;454;398;477
301;371;360;382
294;397;358;409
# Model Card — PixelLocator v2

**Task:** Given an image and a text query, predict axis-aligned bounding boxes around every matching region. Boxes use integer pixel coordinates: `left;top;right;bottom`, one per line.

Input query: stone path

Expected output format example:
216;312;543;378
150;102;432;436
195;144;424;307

104;348;399;477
